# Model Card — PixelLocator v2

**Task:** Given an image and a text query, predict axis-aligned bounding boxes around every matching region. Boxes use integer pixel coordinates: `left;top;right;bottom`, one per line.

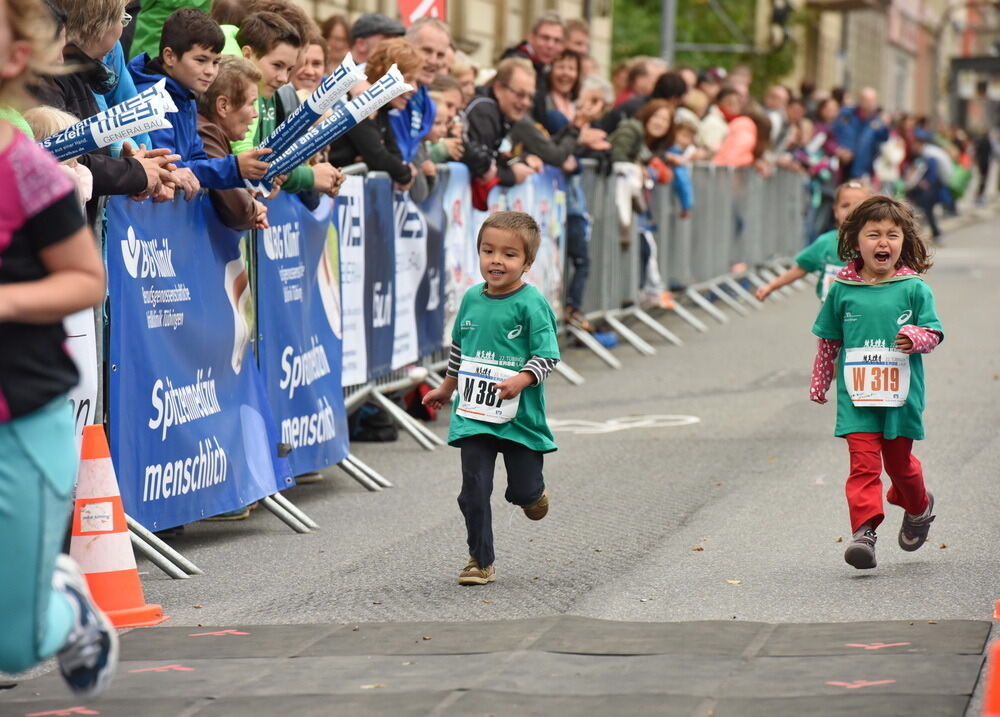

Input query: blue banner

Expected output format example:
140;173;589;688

255;192;350;476
107;196;292;531
415;174;447;357
363;174;396;380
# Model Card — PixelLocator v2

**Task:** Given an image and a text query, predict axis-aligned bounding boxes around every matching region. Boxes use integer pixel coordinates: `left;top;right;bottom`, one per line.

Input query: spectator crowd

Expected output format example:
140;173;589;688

7;0;997;324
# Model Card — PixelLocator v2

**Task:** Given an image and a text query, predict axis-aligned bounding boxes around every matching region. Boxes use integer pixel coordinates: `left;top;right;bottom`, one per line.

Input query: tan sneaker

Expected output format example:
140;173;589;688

522;490;549;521
458;558;495;585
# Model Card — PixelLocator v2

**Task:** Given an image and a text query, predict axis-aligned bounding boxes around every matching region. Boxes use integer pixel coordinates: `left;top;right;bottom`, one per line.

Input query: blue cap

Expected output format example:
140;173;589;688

913;128;934;143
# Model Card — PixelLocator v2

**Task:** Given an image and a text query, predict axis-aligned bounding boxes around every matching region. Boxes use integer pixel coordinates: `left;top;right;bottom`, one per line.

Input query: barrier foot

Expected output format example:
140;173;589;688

129;532;189;579
344;384;373;414
345;453;393;488
668;300;709;332
260;495;311;533
722;276;763;311
630;307;683;346
126;514;202;576
604;312;656;355
272;491;319;530
368;390;437;451
708;278;750;316
374;383;447;448
554;361;585;386
686;286;729;324
566;324;622;369
338;458;382;492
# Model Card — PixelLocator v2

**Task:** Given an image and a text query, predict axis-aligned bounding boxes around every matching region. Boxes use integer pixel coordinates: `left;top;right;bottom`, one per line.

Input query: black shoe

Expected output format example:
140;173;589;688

845;528;877;569
899;492;935;552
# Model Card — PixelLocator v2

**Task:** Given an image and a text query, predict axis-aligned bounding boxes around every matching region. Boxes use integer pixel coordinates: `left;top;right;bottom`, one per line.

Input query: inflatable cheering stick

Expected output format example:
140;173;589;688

259;53;365;158
250;65;413;192
39;78;177;161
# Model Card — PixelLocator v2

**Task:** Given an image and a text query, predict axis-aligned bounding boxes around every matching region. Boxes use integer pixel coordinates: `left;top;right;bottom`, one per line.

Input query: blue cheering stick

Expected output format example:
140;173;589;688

39;78;178;161
249;65;413;194
259;53;365;159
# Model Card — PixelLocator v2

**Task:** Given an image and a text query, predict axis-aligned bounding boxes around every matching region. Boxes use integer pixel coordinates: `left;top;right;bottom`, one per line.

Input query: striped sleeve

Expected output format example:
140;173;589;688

446;341;461;378
522;356;559;385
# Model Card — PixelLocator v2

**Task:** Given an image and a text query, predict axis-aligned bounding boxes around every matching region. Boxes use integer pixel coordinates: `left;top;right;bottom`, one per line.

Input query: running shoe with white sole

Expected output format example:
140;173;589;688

53;554;119;697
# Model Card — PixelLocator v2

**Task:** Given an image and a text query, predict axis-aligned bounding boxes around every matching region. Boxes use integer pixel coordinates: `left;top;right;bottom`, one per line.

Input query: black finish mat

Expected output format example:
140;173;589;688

1;617;988;717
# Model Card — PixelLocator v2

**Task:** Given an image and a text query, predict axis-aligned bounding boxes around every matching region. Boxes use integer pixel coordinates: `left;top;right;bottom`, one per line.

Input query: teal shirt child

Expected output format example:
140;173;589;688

796;229;844;300
448;283;560;453
812;271;943;440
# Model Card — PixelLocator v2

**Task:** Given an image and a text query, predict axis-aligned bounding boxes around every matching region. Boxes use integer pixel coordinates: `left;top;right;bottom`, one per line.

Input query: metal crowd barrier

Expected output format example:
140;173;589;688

576;160;807;349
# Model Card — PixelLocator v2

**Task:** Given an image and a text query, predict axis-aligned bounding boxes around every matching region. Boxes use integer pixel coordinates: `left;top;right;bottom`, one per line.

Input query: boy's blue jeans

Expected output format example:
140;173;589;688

565;213;591;311
457;434;545;568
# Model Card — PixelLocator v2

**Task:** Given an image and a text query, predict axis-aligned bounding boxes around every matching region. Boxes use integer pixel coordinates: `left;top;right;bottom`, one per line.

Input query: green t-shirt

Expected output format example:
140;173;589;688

0;107;33;138
129;0;211;60
812;274;943;440
448;283;560;453
795;229;844;300
231;93;313;194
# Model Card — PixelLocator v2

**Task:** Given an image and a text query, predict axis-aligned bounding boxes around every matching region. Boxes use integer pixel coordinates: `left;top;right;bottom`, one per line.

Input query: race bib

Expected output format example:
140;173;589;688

456;360;520;424
820;264;840;301
843;347;910;407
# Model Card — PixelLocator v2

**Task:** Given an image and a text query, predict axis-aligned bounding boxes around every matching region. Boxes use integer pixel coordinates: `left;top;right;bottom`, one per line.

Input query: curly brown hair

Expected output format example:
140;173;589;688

837;195;932;274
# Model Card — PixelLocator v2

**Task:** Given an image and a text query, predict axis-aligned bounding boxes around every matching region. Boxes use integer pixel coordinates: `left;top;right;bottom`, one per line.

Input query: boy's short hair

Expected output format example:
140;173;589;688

197;56;261;119
247;0;316;49
210;0;248;27
22;105;81;139
429;74;461;94
161;8;225;59
477;211;542;265
237;11;301;57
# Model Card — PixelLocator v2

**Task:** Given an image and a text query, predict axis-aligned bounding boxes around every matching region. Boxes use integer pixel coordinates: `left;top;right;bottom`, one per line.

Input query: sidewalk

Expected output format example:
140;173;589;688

1;616;989;716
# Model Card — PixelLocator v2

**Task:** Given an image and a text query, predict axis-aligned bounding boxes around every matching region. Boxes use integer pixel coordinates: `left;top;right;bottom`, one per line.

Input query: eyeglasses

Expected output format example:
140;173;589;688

500;83;533;104
120;11;132;27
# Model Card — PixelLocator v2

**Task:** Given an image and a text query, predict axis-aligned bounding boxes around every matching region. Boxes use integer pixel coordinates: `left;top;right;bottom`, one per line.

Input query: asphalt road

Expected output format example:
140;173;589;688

142;211;999;631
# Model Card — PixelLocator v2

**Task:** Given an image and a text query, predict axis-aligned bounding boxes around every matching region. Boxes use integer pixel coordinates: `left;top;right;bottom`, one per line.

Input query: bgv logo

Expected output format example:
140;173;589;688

121;226;176;279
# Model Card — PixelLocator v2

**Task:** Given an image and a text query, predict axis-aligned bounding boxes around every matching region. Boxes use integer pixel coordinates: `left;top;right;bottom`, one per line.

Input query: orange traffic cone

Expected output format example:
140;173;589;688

985;640;1000;717
70;425;167;628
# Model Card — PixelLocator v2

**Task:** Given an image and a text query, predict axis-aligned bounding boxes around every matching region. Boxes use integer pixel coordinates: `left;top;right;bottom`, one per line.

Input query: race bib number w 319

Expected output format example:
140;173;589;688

456;360;520;424
843;347;910;407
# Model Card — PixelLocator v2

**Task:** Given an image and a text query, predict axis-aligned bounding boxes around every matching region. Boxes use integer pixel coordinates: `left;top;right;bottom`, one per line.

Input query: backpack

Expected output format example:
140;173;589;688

348;402;398;442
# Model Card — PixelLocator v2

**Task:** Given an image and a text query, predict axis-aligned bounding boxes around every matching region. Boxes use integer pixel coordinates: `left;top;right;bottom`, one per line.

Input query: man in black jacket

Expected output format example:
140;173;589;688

461;58;542;205
499;13;564;126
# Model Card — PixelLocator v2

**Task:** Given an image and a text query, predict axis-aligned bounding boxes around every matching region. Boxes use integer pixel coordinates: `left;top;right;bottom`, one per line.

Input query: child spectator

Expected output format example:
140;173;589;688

128;8;272;198
0;0;115;693
665;109;698;217
197;56;270;231
810;196;942;570
904;129;944;242
22;106;94;206
233;11;342;195
210;0;249;57
421;212;559;586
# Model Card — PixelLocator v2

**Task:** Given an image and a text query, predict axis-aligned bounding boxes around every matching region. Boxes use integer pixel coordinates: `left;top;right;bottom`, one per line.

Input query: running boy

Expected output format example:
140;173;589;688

756;180;870;302
810;195;943;570
422;212;559;586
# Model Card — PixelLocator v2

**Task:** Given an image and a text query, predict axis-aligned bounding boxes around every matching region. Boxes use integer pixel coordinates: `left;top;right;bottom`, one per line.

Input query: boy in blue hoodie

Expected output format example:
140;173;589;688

128;8;271;199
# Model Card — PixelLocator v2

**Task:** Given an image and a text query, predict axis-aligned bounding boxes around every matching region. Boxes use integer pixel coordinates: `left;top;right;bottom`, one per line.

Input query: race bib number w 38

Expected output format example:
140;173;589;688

843;347;910;407
457;360;520;424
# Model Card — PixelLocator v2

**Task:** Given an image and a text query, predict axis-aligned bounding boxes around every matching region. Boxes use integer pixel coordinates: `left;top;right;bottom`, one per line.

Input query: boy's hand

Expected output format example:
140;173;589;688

756;284;774;301
172;167;201;200
895;333;914;354
311;162;342;194
237;147;272;180
422;385;455;410
252;200;269;229
443;136;464;160
496;372;534;401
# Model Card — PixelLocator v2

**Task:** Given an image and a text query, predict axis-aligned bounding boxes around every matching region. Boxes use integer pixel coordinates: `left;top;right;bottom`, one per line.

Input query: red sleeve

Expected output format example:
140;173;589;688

897;324;941;354
810;338;841;402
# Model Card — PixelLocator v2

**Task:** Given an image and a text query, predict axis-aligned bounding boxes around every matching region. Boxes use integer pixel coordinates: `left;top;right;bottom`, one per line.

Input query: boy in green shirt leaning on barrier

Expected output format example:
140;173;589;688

423;212;560;586
233;12;341;195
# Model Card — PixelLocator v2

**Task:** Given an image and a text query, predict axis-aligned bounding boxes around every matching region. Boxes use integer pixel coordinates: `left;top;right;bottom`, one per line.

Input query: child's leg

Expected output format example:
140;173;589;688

881;436;929;515
0;400;77;673
458;435;500;567
844;432;887;532
499;440;545;508
565;213;591;311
